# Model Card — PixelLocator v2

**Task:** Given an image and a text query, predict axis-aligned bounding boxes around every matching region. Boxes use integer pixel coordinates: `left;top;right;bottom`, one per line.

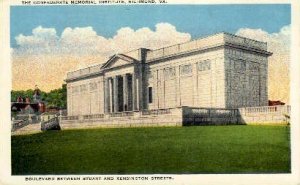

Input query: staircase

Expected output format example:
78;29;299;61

11;112;63;135
11;123;41;135
41;116;60;131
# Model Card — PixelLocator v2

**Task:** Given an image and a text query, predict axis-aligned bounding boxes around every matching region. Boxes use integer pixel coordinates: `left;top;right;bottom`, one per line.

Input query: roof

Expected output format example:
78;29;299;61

100;54;139;69
11;102;40;112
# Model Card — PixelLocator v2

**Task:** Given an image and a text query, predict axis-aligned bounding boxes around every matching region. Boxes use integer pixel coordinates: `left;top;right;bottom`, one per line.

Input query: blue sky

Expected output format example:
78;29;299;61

10;4;290;48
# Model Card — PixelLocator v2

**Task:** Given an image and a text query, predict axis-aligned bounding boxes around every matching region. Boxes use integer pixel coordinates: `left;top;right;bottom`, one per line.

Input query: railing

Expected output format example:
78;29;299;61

14;114;40;123
83;114;105;119
11;119;30;132
146;33;267;61
14;114;29;120
11;113;41;132
67;63;102;80
110;111;134;117
146;34;224;61
223;33;267;51
61;114;105;121
184;107;239;118
182;107;240;126
239;105;291;116
60;115;79;120
57;106;291;127
141;108;171;115
60;109;172;121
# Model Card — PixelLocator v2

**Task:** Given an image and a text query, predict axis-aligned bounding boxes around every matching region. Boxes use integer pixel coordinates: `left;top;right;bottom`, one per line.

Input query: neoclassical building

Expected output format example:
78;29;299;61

65;32;272;116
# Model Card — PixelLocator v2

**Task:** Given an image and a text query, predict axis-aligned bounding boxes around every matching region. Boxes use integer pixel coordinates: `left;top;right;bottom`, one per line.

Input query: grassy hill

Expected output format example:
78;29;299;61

11;125;290;174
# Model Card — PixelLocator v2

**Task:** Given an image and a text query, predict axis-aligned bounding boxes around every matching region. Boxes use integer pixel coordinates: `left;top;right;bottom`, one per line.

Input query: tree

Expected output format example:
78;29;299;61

44;84;67;109
11;84;67;109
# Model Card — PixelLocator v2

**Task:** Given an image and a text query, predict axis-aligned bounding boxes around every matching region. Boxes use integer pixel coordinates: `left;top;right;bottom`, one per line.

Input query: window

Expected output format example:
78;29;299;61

148;87;153;104
80;84;87;92
180;64;192;76
89;82;97;91
198;60;211;71
234;60;246;71
164;67;176;79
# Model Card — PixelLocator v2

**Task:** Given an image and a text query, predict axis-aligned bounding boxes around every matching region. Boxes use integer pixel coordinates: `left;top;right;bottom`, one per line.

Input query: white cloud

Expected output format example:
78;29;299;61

236;25;290;56
15;26;58;53
110;23;191;53
12;23;191;91
236;25;291;103
14;23;191;56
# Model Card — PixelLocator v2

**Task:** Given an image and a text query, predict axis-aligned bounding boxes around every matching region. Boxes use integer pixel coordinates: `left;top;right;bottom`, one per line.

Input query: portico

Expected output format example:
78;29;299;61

104;72;137;113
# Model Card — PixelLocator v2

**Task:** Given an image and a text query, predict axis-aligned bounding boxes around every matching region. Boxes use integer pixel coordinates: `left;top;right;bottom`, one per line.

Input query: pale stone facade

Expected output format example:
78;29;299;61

66;32;272;116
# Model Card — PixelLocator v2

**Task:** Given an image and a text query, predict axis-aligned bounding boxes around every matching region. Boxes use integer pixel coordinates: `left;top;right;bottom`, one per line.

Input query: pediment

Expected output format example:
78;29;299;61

101;54;138;69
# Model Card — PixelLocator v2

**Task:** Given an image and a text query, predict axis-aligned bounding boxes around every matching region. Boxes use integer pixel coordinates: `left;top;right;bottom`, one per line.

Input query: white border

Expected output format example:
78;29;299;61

0;0;299;185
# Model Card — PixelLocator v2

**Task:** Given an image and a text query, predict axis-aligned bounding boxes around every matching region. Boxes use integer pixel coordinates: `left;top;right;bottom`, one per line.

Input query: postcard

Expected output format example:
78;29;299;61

0;0;299;185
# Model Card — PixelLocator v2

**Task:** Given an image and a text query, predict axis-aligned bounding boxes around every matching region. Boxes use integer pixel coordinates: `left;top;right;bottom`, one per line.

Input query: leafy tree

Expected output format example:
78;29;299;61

46;84;67;109
11;84;67;109
11;89;35;102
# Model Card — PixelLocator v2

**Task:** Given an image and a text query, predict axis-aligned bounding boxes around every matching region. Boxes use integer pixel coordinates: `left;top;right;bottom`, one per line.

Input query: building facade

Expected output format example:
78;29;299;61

65;33;272;116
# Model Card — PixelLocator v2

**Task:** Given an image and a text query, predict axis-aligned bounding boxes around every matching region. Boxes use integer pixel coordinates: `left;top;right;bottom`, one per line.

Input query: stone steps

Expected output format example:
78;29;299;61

12;123;41;136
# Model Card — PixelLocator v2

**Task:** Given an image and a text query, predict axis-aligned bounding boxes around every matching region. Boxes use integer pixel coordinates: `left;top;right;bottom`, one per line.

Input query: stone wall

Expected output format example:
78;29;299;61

60;105;290;130
238;105;290;124
181;106;289;125
60;108;183;129
67;75;104;116
182;106;240;125
146;49;226;110
224;48;268;108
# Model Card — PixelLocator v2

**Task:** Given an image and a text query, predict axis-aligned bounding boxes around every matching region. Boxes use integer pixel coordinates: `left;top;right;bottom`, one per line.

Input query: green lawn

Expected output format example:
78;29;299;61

11;125;290;174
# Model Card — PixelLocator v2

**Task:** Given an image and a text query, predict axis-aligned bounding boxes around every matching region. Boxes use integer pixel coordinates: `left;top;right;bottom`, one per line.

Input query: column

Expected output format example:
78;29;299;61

136;75;140;110
98;80;102;114
113;76;118;112
154;70;159;109
138;66;144;110
123;74;128;111
127;74;133;111
192;63;198;106
161;69;165;108
132;73;137;111
175;66;181;106
67;85;72;116
157;70;161;109
104;78;109;113
109;78;113;113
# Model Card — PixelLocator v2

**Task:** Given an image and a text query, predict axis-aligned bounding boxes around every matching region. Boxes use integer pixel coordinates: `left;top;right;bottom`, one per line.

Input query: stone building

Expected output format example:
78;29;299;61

65;32;272;116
